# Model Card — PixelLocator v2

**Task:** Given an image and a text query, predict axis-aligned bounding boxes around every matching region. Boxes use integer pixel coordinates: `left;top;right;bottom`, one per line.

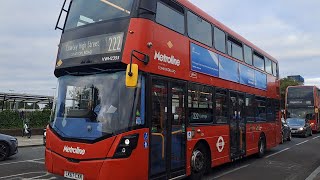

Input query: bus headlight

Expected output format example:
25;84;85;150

113;134;139;158
299;127;304;131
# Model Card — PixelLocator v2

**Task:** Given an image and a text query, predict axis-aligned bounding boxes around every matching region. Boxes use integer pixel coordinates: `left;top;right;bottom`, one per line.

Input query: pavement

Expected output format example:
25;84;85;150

15;135;44;147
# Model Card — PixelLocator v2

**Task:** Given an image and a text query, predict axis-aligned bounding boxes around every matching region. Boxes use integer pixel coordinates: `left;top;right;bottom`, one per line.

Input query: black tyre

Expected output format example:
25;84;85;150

287;132;292;141
189;143;210;180
257;136;266;158
280;133;284;144
310;129;313;136
0;142;9;161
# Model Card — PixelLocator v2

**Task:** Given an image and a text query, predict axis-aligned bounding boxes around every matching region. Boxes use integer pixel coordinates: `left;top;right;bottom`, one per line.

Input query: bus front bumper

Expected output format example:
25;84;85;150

45;149;147;180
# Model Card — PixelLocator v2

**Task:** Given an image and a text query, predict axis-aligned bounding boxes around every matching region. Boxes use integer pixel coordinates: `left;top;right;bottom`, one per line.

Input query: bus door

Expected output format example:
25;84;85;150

229;92;246;159
150;77;186;180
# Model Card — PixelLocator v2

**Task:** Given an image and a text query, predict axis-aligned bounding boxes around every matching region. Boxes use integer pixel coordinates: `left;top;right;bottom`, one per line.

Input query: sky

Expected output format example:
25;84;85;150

0;0;319;96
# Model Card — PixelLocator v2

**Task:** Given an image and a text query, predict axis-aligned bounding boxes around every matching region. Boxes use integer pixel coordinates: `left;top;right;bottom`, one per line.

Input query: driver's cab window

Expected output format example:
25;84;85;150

64;86;97;118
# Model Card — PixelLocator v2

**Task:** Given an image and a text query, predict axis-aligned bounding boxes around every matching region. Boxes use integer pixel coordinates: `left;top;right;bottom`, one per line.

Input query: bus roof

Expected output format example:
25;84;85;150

287;86;318;89
177;0;278;63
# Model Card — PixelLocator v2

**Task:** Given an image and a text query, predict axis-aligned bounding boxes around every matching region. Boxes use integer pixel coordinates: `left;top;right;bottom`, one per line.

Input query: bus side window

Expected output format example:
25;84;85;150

215;89;228;124
266;99;274;122
214;27;226;53
255;97;266;122
188;84;213;124
155;1;185;34
245;95;255;122
187;11;212;47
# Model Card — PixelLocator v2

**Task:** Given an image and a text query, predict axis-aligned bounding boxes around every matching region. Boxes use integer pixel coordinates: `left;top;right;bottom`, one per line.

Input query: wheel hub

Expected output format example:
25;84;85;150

191;150;205;172
260;141;264;153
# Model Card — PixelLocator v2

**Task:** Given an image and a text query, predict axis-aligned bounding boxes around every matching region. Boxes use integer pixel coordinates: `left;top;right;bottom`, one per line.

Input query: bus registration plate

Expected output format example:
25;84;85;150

64;171;84;180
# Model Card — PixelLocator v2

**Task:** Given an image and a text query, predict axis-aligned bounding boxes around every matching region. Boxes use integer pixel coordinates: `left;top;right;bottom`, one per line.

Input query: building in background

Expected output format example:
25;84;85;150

288;75;304;85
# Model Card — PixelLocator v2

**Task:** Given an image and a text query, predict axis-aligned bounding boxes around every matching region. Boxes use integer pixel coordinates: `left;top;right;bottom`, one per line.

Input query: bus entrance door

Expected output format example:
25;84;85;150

229;92;246;159
150;78;186;180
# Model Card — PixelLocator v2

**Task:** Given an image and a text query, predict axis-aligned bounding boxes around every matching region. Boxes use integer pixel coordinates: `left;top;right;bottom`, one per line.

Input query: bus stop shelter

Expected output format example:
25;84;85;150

0;92;54;111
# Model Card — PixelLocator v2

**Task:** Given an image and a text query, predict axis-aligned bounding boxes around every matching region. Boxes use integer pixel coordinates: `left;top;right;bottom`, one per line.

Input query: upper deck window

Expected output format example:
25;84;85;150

214;27;226;53
272;61;278;77
265;58;272;74
187;11;212;47
253;52;265;71
65;0;134;30
244;45;253;65
227;37;243;61
156;2;185;34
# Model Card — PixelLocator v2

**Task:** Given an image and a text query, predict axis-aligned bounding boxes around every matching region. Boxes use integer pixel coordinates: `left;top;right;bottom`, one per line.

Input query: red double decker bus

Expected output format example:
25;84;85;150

46;0;281;179
286;86;320;132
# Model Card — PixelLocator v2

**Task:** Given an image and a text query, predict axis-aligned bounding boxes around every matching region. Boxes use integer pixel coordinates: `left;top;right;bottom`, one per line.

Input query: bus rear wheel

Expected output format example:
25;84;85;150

257;136;266;158
190;143;209;180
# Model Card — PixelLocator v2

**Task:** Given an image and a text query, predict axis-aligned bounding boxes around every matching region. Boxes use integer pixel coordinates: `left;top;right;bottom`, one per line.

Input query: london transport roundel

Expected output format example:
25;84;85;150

216;136;225;153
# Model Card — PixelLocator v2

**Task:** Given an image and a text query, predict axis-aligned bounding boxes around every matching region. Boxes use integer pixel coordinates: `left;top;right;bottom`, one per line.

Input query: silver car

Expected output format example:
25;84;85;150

0;134;18;161
287;118;312;137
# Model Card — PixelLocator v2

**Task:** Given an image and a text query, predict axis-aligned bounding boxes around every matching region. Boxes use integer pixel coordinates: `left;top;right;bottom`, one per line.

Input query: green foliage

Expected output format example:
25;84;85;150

280;78;300;108
0;110;51;129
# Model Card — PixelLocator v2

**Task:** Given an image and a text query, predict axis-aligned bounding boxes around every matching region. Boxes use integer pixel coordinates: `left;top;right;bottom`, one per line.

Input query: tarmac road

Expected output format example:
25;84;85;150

1;135;320;180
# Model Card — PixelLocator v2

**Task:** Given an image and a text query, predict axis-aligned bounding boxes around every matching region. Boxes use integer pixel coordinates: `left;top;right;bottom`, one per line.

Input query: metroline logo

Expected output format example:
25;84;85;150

63;146;86;155
154;51;180;67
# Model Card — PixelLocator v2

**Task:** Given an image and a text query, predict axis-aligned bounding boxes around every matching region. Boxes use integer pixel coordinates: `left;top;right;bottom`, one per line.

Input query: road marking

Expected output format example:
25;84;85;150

0;158;44;166
305;165;320;180
29;160;45;164
0;172;45;179
265;148;290;158
296;140;309;146
312;136;320;139
28;172;50;179
213;164;250;179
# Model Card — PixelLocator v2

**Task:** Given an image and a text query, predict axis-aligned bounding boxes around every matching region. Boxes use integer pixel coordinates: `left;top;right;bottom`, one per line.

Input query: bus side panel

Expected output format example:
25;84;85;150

265;123;277;149
186;125;230;176
246;122;278;156
123;18;190;81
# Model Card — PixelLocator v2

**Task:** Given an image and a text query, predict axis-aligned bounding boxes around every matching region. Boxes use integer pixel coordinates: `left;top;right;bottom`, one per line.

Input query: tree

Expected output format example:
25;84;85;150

280;78;300;108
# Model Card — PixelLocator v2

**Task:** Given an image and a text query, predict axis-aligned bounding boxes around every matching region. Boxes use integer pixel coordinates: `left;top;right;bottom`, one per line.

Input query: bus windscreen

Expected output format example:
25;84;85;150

65;0;134;30
287;87;314;100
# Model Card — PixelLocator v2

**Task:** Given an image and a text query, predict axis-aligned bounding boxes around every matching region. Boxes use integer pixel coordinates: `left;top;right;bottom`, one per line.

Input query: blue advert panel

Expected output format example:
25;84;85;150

189;43;267;91
239;64;255;87
219;55;239;83
191;43;219;77
255;71;267;90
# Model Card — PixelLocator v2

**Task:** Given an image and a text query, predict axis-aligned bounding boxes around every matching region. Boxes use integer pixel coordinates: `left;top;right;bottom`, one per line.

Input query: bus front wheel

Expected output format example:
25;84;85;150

190;143;210;179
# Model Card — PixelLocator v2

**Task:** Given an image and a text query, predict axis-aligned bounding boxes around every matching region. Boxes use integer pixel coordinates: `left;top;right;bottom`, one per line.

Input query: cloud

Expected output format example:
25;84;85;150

189;0;320;81
0;0;319;95
0;0;62;95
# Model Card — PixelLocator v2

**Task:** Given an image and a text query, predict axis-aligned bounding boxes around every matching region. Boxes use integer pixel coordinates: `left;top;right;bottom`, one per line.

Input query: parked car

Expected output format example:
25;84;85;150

43;128;46;146
0;134;18;161
281;118;292;143
287;118;312;137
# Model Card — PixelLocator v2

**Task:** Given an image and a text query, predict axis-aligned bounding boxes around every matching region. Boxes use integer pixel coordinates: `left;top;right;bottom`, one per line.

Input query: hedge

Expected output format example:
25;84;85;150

0;110;51;129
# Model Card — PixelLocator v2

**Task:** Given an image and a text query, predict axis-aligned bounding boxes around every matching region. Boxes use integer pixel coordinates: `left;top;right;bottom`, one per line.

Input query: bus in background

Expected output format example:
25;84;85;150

45;0;281;179
286;86;320;132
